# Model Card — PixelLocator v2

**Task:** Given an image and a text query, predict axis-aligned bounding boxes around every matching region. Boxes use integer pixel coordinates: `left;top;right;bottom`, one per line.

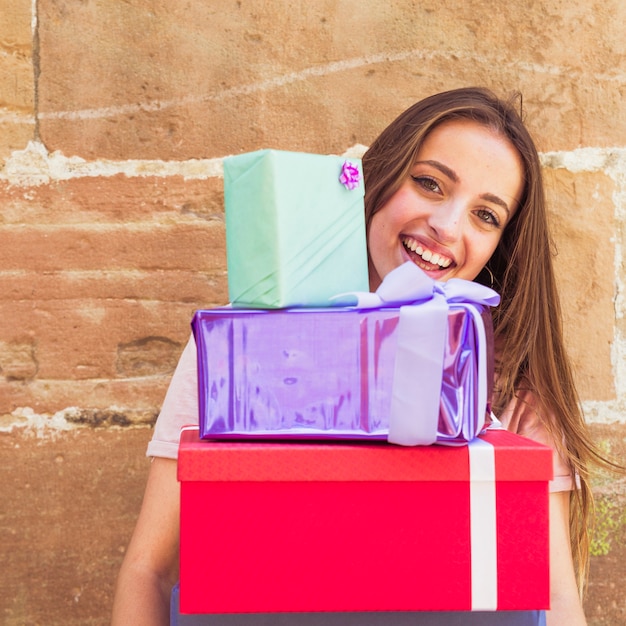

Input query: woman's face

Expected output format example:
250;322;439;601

367;118;524;289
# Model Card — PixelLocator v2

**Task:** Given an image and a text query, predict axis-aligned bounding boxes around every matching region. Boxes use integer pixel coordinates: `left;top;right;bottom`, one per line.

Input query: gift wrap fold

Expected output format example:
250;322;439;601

224;149;369;308
193;263;499;446
177;427;552;614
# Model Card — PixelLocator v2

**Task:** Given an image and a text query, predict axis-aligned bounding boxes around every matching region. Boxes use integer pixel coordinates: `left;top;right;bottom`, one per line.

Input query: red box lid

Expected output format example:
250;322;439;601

178;427;552;483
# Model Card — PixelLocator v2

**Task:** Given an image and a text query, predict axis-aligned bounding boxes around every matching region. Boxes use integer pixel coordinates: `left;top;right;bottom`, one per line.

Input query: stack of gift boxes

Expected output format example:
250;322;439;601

176;150;553;619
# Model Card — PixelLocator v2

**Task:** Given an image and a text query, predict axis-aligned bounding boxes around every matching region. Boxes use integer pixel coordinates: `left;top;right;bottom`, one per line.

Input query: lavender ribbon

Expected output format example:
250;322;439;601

335;262;500;446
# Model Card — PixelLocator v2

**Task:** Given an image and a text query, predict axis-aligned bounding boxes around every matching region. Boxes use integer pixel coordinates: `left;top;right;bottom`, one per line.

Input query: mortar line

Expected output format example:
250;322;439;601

3;143;623;185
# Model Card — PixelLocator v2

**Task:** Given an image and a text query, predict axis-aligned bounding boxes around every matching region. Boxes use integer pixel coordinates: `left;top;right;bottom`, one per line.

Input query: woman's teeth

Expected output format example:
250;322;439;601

402;238;452;268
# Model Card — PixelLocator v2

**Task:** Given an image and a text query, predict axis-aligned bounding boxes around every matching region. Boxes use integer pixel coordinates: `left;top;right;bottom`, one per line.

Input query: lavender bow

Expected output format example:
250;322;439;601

334;262;500;446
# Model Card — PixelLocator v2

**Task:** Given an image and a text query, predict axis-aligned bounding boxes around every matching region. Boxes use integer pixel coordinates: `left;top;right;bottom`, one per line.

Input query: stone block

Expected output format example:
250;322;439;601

0;222;225;272
36;0;626;162
0;427;152;625
0;175;225;225
0;0;32;53
543;167;616;401
0;299;197;379
0;0;35;162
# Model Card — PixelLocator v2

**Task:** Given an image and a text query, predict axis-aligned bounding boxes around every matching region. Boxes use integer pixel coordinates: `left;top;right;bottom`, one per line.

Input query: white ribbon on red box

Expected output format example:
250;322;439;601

469;437;498;610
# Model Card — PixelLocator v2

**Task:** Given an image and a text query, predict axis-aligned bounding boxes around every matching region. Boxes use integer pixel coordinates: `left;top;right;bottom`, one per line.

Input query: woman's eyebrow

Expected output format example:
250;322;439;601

480;193;511;216
416;160;458;182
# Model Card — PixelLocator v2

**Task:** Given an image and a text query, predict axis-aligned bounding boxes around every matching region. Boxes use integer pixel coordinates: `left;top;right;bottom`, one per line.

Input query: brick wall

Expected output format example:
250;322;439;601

1;1;625;624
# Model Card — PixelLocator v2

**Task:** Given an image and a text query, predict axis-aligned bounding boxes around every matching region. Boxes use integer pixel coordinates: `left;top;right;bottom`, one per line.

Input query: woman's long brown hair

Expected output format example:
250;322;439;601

362;86;619;591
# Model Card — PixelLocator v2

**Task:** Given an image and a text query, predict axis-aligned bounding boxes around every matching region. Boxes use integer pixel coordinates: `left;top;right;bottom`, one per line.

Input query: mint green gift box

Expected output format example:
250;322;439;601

224;149;369;308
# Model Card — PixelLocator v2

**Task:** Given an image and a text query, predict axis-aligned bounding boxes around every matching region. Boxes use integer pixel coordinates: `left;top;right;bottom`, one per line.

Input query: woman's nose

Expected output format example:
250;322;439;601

427;201;464;243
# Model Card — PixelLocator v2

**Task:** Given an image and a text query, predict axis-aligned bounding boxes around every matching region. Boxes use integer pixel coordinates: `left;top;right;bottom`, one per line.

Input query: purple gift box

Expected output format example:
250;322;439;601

192;275;495;445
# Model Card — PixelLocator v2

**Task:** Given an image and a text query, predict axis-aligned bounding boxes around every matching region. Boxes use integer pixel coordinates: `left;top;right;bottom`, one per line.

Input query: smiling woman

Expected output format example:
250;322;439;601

112;87;617;626
360;87;626;625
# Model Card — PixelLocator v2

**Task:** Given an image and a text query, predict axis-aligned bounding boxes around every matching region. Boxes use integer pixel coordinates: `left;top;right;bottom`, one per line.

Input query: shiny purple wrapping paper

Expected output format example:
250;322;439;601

192;305;493;445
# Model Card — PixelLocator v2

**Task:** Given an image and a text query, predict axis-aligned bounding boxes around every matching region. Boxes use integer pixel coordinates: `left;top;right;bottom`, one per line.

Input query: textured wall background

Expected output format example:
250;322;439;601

1;1;625;624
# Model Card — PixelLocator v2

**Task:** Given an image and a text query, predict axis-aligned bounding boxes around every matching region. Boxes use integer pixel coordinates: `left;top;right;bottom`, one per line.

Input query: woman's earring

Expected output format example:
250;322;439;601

485;265;495;289
476;265;495;289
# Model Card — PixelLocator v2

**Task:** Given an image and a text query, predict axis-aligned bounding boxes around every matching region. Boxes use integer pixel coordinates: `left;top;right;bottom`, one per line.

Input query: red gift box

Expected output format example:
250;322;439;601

178;428;552;614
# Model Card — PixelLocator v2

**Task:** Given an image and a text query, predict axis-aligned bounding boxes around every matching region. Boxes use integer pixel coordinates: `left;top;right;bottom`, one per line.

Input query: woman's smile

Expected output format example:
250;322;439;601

401;235;454;270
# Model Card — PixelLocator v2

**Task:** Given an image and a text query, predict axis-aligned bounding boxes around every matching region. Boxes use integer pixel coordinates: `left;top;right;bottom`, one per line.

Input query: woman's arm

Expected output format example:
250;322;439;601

546;491;587;626
111;457;180;626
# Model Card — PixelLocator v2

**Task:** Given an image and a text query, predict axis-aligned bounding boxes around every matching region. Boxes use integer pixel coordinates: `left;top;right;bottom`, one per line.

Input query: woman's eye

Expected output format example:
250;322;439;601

476;208;501;228
411;175;441;194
